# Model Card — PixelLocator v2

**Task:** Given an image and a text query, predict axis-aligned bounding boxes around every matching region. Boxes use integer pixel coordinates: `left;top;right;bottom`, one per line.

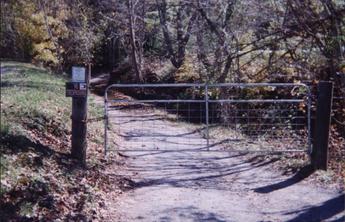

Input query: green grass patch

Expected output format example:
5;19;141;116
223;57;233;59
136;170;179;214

1;62;71;133
1;61;104;141
1;61;108;220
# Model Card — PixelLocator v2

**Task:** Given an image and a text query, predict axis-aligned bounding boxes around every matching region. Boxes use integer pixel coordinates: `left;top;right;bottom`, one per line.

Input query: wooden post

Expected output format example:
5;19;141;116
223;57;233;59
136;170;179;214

87;63;91;90
71;97;87;165
70;66;89;166
312;81;333;170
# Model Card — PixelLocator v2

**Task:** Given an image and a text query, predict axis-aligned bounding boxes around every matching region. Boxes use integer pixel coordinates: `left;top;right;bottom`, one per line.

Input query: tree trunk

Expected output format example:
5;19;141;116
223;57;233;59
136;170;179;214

157;0;196;69
127;0;143;82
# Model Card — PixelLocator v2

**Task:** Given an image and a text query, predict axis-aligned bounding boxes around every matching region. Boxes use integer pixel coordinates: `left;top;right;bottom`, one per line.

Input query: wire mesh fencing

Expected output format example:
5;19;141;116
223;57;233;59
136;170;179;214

207;84;311;153
104;83;311;154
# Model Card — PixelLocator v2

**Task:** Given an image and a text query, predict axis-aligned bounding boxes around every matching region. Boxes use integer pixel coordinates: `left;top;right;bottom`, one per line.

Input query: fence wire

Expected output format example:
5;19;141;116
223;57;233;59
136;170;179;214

104;83;311;154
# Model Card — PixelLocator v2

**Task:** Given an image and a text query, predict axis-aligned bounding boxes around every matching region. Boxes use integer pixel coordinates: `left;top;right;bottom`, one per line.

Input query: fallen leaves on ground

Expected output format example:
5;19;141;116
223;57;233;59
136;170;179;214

0;120;127;221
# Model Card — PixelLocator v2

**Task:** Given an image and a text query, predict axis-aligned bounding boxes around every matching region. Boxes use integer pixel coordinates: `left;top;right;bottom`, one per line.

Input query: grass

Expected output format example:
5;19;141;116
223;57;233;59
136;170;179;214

0;61;112;220
1;62;70;134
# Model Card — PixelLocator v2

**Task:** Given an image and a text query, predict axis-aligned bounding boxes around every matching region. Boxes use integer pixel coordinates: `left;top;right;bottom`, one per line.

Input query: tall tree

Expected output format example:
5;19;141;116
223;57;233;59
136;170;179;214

156;0;197;69
127;0;144;82
284;0;345;80
195;0;238;82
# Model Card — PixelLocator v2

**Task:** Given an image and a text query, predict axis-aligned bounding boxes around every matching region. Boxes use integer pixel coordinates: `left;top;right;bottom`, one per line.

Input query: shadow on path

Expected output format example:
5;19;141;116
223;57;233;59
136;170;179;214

158;206;228;222
253;165;314;193
286;194;345;222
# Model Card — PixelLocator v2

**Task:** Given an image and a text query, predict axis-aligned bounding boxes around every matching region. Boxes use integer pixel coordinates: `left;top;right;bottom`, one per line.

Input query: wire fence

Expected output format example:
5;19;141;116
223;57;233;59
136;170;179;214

104;83;311;154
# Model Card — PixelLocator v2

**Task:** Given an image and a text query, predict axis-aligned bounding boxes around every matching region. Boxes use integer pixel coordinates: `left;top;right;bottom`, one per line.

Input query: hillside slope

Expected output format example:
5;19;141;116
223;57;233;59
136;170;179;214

0;62;121;221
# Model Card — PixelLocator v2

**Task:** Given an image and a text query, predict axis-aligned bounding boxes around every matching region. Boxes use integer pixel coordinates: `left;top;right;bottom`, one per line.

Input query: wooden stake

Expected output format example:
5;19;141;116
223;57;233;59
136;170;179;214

312;81;333;170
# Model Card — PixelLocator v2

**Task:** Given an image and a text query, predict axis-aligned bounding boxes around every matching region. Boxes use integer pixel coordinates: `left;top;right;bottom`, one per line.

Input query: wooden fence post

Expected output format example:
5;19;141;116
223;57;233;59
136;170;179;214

71;96;88;165
70;66;89;166
312;81;333;170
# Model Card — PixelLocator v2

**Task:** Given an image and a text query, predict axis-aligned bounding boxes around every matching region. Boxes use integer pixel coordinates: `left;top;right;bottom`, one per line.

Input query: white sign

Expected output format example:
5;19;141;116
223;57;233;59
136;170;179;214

72;67;86;82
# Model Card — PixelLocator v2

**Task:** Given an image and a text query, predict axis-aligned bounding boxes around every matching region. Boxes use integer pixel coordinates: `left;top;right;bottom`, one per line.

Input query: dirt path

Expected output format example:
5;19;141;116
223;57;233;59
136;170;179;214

104;107;344;222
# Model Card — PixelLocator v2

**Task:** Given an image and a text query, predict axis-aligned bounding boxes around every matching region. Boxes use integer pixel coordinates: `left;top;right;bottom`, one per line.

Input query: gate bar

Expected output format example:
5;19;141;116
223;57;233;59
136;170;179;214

205;84;210;148
104;98;108;157
106;83;309;88
108;99;305;103
209;83;309;87
104;149;309;153
108;99;205;103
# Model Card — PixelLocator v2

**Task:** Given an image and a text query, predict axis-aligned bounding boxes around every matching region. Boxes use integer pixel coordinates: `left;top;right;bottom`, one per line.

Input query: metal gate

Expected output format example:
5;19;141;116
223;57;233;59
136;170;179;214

104;83;311;155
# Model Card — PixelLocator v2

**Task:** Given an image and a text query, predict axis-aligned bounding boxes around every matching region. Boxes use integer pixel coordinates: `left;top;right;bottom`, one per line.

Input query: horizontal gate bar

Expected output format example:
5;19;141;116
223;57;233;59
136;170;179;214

106;83;309;88
106;149;308;153
109;99;205;103
108;99;305;103
106;83;204;88
209;99;304;103
208;83;309;87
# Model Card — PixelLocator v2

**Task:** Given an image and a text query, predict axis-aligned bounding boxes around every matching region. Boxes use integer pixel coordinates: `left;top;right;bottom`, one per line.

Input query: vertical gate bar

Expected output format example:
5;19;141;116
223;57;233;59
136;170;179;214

307;86;312;154
188;102;190;123
104;94;108;157
205;84;210;148
177;102;179;121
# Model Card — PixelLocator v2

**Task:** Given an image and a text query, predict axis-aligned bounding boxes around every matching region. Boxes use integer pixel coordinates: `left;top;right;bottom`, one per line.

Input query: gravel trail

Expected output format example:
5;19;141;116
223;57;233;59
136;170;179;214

105;107;344;222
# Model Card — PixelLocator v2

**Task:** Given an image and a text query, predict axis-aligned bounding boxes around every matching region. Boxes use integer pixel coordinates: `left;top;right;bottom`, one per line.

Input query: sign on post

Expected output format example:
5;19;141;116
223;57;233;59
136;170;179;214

66;67;87;97
66;82;87;97
72;67;86;82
